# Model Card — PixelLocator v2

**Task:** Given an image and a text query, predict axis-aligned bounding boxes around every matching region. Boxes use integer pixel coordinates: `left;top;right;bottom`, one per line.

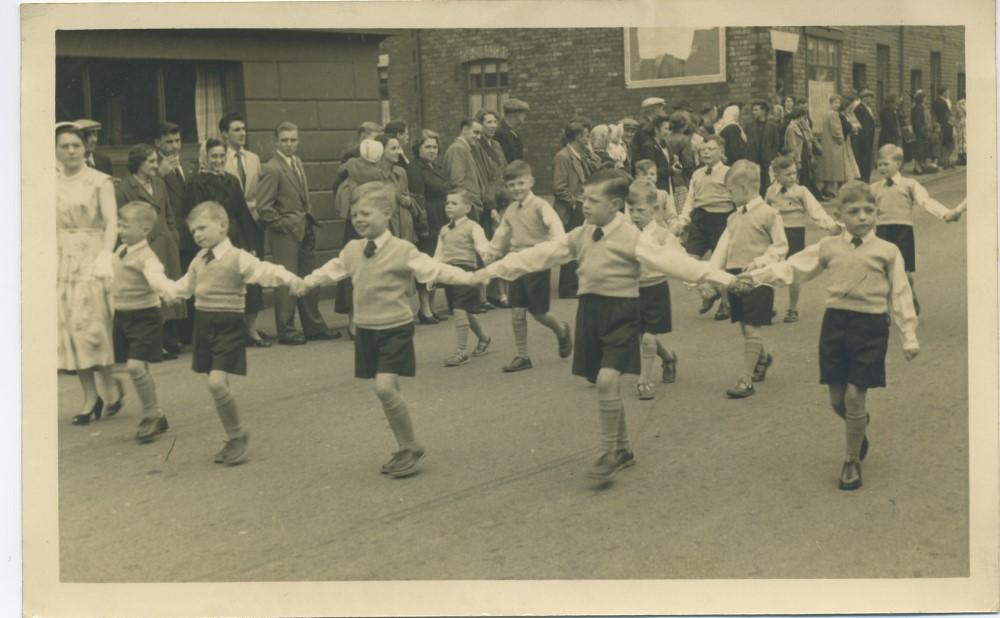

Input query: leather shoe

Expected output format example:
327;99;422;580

305;330;342;341
278;334;307;346
502;356;533;372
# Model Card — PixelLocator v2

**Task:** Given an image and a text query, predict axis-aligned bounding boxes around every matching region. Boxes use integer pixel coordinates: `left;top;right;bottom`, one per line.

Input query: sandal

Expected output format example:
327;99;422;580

636;382;655;400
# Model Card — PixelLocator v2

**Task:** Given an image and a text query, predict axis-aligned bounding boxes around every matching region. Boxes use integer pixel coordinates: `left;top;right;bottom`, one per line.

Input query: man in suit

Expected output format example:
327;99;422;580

853;90;878;181
219;112;262;218
154;121;198;347
744;100;781;196
442;118;487;218
495;98;529;163
256;122;337;345
931;87;955;169
75;119;113;175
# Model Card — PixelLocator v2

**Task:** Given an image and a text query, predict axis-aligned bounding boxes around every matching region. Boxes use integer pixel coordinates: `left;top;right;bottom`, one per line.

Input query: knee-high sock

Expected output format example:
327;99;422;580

598;398;624;453
213;390;243;439
640;335;657;384
468;313;487;341
616;408;631;451
845;407;867;462
743;331;764;377
382;390;418;450
453;309;470;352
131;367;161;419
512;310;529;357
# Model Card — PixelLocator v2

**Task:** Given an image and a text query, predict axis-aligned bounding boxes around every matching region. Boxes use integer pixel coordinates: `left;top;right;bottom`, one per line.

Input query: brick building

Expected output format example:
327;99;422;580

56;29;390;262
380;26;965;193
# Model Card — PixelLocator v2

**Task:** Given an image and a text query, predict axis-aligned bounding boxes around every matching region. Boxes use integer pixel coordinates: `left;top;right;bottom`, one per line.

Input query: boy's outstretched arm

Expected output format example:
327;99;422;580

637;233;735;288
744;242;825;288
482;234;575;282
887;248;919;359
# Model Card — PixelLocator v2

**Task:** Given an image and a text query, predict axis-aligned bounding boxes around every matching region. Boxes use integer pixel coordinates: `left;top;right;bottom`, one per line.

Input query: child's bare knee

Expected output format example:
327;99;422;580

125;360;147;379
207;373;229;395
372;379;396;402
595;370;619;395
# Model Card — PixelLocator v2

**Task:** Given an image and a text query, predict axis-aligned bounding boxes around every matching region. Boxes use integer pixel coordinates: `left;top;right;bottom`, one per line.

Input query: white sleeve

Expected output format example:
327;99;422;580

746;241;824;287
303;254;351;288
635;233;735;287
912;181;952;220
485;233;575;281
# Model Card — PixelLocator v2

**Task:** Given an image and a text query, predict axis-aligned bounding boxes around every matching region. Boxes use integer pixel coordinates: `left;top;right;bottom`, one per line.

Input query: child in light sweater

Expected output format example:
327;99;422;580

297;181;475;478
739;181;919;490
111;202;179;442
708;160;788;399
432;189;493;366
472;169;736;484
169;201;304;465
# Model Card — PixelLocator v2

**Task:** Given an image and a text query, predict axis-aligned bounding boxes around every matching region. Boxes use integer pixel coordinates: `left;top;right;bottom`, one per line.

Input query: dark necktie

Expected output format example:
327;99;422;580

741;206;748;214
236;152;247;189
705;165;712;175
363;240;377;258
885;177;894;187
851;236;863;248
293;157;306;188
204;249;216;264
780;186;788;194
593;227;604;242
120;247;128;258
448;220;456;229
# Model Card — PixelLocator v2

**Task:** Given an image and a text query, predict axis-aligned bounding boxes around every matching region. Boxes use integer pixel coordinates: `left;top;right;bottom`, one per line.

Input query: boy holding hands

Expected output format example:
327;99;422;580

472;169;736;483
708;160;788;399
169;201;304;465
487;160;572;373
432;189;493;366
674;135;735;320
296;182;476;478
766;155;842;322
870;144;958;314
739;181;919;490
112;202;179;442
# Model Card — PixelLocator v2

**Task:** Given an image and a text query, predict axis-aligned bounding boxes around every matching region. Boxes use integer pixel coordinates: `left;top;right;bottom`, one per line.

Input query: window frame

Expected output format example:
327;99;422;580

465;59;510;117
623;27;727;89
805;35;842;90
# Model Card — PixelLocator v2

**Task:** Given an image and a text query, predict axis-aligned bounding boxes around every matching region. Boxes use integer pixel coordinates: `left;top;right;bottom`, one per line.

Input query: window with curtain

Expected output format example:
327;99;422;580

55;57;235;145
806;37;840;86
466;60;509;116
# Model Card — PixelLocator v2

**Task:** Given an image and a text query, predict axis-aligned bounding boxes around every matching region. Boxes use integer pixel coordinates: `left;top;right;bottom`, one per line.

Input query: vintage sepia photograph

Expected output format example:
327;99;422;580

21;2;999;616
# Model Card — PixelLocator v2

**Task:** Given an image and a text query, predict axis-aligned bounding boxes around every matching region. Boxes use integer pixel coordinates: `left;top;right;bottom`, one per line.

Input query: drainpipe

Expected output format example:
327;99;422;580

414;30;425;128
899;26;905;96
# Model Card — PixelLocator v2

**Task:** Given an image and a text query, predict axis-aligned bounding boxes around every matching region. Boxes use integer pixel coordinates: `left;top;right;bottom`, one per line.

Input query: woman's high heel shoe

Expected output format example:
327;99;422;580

72;397;104;425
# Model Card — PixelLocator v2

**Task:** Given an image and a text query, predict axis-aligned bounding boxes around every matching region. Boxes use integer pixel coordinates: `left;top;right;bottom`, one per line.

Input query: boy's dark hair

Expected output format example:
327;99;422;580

771;155;797;173
503;159;533;181
751;99;770;112
155;122;181;139
703;134;725;148
448;188;474;206
218;112;245;135
585;168;631;202
562;121;588;144
635;159;656;175
383;120;408;137
836;180;875;207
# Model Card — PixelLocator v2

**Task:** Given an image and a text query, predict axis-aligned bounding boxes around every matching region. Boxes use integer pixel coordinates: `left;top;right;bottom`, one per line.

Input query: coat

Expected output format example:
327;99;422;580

382;163;418;244
745;119;781;168
718;123;747;164
185;171;264;258
158;156;199;262
552;144;588;229
256;154;317;243
407;156;449;246
115;174;185;320
816;110;847;182
442;137;486;210
495;119;523;163
474;136;509;211
878;105;902;147
783;119;810;165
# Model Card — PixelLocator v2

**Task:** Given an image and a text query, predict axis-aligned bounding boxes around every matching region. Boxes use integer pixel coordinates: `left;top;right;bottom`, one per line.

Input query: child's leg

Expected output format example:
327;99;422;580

530;311;566;338
639;333;657;385
595;368;626;453
467;312;487;342
126;359;161;420
843;384;869;462
741;323;765;382
907;272;919;311
453;308;470;353
372;373;420;452
788;282;800;312
511;307;530;357
827;383;847;419
417;286;434;318
654;338;672;362
245;312;262;341
207;370;243;440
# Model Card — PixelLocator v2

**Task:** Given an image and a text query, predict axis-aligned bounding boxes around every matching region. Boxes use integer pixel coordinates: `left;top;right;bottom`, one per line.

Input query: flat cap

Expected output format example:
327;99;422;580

640;97;666;109
621;118;640;129
75;119;102;132
859;89;875;98
503;98;530;113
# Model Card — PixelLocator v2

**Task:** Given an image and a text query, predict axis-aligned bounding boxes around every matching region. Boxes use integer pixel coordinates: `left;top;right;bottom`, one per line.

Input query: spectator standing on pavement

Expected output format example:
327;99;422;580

473;109;511;309
714;104;747;165
910;90;931;174
621;117;640;171
954;98;967;166
383;121;411;169
878;93;903;149
931;87;955;170
495;98;529;164
783;108;823;199
552;121;591;298
442;118;487;223
853;90;878;182
408;129;451;321
665;111;697;194
606;122;629;170
75;119;114;175
744;100;781;196
817;94;848;199
630;97;667;175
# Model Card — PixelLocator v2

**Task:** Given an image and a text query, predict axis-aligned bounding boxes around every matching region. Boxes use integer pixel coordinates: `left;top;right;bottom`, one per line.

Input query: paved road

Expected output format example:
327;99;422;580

57;170;968;582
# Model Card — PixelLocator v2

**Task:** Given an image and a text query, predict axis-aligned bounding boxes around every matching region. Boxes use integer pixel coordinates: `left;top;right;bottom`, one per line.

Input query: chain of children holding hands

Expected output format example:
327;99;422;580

58;121;964;489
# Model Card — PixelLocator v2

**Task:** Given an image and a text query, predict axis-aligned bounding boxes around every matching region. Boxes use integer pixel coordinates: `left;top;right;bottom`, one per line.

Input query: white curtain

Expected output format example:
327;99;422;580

194;66;226;143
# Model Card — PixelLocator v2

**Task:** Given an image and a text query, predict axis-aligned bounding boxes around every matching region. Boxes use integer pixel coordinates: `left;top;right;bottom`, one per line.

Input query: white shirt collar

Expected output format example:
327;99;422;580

841;229;876;244
275;150;295;166
638;218;661;234
206;237;234;259
448;216;468;226
118;239;149;256
595;212;626;235
367;229;393;251
888;172;904;184
739;197;766;212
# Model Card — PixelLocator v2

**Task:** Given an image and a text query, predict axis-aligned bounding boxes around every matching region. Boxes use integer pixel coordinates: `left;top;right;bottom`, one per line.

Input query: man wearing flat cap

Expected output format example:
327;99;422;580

629;97;666;175
75;119;113;175
496;98;529;163
853;89;877;181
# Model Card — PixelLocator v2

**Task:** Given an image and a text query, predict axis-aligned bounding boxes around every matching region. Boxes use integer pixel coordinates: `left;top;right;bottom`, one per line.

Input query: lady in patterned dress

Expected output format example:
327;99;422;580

56;123;124;425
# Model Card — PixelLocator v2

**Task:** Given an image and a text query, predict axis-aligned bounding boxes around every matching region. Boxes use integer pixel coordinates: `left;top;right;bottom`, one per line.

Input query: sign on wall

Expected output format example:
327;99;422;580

624;27;726;88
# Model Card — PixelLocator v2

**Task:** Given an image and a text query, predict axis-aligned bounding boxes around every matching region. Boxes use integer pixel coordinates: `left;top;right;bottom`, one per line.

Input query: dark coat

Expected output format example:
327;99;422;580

744;119;781;167
878;105;902;147
158;157;199;261
495;119;523;163
90;151;113;176
185;171;264;257
719;124;747;164
408;157;449;255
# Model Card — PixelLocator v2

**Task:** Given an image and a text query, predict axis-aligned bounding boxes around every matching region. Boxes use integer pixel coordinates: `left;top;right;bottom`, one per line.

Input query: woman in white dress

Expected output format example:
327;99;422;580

56;123;124;425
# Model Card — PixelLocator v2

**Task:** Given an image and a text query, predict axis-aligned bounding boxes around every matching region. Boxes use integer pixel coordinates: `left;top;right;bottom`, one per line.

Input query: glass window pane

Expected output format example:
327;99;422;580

56;57;87;122
484;62;497;75
485;71;498;88
88;59;159;145
161;61;199;143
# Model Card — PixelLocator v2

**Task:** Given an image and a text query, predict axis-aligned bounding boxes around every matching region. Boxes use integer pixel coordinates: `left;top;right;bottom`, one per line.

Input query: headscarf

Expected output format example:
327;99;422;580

714;105;747;142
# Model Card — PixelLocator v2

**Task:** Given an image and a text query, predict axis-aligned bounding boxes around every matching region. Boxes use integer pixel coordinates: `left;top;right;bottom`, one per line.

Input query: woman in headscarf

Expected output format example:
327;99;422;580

185;137;269;347
714;104;747;164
